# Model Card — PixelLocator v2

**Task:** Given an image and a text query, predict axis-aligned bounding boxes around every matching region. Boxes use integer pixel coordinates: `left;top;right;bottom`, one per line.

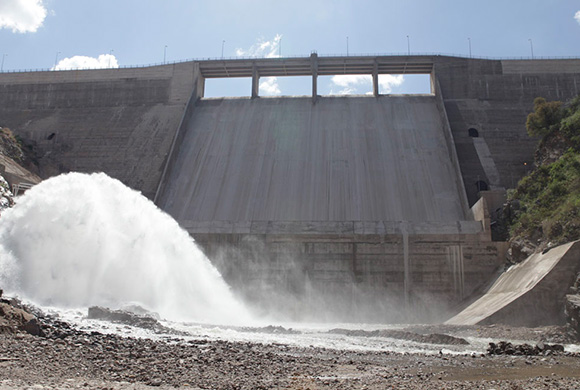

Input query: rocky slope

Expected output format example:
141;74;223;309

499;95;580;335
503;95;580;262
0;127;41;177
0;175;13;217
0;126;41;214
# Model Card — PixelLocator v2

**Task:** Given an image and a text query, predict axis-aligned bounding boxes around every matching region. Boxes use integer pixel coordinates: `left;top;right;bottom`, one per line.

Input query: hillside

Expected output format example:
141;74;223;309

506;96;580;261
0;127;42;216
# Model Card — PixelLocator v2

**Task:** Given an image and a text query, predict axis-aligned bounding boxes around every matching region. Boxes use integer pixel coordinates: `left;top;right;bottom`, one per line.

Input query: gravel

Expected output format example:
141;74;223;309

2;325;580;389
3;299;580;389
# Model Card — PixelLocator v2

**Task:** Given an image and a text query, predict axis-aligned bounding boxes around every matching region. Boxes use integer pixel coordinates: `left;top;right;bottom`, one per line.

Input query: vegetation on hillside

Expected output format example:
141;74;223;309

0;126;42;176
0;127;25;162
508;95;580;253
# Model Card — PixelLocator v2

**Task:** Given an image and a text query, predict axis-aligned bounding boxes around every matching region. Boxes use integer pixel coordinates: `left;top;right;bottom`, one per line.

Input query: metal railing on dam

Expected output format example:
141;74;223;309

2;52;580;74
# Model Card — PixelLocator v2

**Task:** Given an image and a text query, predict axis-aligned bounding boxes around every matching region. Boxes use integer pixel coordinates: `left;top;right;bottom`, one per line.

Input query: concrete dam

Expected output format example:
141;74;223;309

1;55;580;321
157;96;467;223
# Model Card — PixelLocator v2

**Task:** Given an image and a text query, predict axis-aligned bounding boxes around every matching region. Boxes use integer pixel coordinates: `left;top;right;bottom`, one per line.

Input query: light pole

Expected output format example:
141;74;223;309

1;54;6;72
54;51;61;68
346;36;349;56
407;35;410;55
278;38;281;57
221;40;225;58
468;37;472;58
164;45;167;64
528;39;534;59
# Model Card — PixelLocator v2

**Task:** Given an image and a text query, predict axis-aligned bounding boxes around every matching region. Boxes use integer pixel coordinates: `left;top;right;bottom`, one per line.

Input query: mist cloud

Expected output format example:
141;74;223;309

0;0;47;33
575;10;580;25
52;54;119;71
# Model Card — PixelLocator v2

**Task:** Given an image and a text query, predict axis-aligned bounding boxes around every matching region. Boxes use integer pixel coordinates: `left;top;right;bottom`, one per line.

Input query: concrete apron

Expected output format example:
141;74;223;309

446;240;580;327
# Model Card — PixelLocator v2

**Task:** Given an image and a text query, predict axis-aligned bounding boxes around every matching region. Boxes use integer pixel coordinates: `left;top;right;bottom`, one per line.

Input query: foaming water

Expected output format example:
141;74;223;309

49;306;486;355
0;172;251;325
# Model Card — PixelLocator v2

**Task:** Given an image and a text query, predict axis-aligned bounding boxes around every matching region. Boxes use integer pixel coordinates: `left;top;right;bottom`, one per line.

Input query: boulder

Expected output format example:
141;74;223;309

0;300;43;336
328;328;469;345
87;306;180;335
487;341;565;356
565;294;580;337
20;318;42;336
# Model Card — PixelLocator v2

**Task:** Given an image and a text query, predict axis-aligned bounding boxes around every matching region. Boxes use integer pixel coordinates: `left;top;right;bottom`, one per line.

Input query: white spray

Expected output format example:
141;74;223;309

0;172;251;325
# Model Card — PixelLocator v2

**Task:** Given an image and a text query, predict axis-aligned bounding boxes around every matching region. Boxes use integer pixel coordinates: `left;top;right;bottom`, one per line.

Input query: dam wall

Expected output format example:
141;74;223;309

434;57;580;204
155;94;506;321
157;96;468;223
194;228;506;322
1;55;579;321
2;55;579;205
0;63;196;199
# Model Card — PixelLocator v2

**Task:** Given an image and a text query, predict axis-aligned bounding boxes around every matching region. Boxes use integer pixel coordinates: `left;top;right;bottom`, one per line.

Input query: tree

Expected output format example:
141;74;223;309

561;95;580;147
526;97;563;138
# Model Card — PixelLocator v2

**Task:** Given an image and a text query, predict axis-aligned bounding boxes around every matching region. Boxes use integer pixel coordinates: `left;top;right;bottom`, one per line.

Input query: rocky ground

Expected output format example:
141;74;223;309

3;326;580;390
2;297;580;389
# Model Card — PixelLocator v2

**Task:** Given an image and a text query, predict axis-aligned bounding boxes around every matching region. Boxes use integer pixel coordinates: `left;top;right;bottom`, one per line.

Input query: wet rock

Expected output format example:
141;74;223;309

88;306;159;328
20;318;43;336
0;300;38;335
328;329;469;345
241;325;301;335
487;341;565;356
565;294;580;338
87;306;185;335
120;303;161;320
509;237;538;263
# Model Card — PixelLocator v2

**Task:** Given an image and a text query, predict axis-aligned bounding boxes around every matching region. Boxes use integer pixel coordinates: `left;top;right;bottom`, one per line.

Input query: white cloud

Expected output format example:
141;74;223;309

329;75;371;95
575;10;580;25
236;34;282;58
378;74;405;93
238;35;283;95
259;77;281;96
331;75;370;88
0;0;47;33
52;54;119;71
329;74;405;95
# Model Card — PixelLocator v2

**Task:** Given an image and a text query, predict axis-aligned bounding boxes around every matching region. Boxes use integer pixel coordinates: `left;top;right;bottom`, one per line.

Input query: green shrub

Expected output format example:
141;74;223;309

561;103;580;148
509;149;580;245
526;97;564;138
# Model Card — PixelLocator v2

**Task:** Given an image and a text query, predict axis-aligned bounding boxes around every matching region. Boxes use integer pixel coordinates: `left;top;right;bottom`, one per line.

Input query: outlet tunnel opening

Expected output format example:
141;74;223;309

468;128;479;137
476;180;489;192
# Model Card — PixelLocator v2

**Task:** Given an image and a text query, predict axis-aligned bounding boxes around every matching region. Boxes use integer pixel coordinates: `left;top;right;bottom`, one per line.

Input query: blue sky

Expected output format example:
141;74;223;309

1;0;579;96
